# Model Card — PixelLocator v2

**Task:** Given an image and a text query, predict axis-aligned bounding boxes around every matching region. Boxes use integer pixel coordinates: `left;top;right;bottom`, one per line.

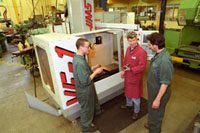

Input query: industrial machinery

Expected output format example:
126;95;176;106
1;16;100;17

66;0;95;33
25;0;155;121
0;5;11;56
26;29;124;120
170;0;200;69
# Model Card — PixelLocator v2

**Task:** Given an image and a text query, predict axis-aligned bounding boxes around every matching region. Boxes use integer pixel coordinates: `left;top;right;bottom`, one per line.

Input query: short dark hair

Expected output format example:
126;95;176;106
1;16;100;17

147;32;165;49
127;31;137;39
76;38;89;49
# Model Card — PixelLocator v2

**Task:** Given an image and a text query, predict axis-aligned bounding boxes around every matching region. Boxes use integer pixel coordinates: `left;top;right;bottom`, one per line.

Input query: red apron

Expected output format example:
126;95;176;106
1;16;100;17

123;45;147;98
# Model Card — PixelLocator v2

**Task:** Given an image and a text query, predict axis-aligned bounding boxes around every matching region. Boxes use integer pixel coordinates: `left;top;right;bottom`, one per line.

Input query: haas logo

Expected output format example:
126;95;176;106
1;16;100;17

84;0;93;31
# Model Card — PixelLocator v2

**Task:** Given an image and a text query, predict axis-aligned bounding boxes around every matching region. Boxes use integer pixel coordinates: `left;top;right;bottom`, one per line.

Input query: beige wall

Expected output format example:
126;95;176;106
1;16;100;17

167;0;182;4
0;0;68;24
52;0;67;11
108;0;181;6
107;0;182;29
1;0;182;25
0;0;52;24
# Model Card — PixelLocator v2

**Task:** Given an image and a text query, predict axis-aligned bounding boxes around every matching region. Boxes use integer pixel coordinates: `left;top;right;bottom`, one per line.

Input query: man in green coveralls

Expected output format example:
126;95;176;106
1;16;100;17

146;33;173;133
73;38;103;132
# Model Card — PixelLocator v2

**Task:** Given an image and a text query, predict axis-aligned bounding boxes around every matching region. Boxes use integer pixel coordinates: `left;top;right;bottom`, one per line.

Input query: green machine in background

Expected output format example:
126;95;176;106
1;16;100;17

166;0;200;69
165;29;181;54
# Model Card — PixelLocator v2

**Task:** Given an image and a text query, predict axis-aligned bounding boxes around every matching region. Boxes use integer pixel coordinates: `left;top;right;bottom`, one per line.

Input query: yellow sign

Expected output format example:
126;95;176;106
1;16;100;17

171;56;183;63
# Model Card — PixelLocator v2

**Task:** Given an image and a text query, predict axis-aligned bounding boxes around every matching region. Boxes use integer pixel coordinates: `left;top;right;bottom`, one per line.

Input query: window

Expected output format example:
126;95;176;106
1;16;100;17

78;31;123;81
165;4;180;21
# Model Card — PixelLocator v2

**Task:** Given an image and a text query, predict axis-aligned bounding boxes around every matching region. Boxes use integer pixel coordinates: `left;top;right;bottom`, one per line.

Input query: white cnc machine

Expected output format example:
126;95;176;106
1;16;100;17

28;29;125;120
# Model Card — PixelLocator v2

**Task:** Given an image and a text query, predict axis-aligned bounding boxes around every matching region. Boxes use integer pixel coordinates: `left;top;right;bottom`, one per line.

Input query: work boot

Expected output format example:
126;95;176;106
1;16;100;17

120;105;133;109
82;126;97;133
144;123;149;129
95;109;104;116
132;113;139;120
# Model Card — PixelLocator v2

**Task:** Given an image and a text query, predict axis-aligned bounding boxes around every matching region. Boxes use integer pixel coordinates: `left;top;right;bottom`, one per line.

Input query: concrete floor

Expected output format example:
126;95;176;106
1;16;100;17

0;45;200;133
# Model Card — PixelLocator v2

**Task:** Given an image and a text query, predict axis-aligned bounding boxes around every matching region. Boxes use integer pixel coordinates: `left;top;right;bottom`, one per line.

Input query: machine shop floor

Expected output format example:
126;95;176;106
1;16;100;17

0;45;200;133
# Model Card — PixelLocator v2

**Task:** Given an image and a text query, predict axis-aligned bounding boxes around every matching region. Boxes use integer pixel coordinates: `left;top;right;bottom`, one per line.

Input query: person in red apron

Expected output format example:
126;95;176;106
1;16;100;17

121;31;147;120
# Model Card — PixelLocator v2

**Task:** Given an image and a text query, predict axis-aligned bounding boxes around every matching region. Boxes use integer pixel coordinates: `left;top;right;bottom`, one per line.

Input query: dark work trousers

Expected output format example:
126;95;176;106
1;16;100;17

148;92;170;133
77;87;100;131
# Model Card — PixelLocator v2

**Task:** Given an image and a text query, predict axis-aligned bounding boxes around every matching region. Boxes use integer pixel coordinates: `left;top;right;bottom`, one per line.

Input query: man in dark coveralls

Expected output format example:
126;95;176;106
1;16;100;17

73;38;103;132
146;33;173;133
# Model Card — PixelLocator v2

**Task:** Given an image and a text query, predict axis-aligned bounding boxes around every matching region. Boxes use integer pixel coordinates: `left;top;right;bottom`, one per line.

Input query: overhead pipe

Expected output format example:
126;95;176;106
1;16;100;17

159;0;167;35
